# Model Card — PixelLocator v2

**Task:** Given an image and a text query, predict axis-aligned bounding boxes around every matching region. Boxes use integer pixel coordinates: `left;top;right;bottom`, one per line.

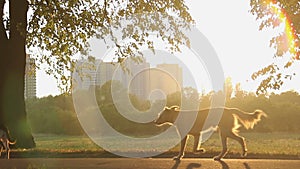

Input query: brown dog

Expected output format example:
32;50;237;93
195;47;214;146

0;125;16;159
154;106;267;160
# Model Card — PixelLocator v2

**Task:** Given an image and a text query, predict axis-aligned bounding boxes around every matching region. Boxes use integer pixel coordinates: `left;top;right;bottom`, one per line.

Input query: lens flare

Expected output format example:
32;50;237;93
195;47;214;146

268;0;298;59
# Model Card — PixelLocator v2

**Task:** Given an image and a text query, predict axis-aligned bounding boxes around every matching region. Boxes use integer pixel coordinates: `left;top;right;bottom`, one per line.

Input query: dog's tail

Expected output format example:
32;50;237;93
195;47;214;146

1;125;16;145
8;138;16;145
232;109;267;130
7;132;16;145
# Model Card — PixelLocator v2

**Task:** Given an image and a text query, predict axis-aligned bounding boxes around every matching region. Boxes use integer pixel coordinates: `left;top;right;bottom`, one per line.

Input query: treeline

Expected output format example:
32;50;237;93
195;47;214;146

167;86;300;133
227;91;300;132
26;95;85;135
26;81;300;135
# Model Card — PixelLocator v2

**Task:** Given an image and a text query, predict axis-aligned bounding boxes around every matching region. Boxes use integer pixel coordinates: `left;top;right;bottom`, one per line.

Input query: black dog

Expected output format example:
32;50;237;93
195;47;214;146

0;124;16;159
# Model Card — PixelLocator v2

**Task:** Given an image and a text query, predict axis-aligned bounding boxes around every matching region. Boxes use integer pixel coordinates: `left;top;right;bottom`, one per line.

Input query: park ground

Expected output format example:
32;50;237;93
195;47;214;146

1;132;299;168
9;132;300;159
0;158;300;169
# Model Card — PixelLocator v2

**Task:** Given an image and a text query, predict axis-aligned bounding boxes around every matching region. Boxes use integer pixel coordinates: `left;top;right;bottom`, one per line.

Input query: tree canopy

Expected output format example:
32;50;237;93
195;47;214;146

25;0;300;94
0;0;193;148
25;0;194;92
250;0;300;94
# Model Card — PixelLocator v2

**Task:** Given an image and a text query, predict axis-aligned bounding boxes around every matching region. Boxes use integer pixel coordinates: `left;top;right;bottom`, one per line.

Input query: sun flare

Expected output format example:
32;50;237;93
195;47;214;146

268;0;298;59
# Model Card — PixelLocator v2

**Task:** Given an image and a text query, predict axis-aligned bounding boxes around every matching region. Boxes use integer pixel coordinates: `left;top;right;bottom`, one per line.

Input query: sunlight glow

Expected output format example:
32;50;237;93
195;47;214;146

268;0;298;59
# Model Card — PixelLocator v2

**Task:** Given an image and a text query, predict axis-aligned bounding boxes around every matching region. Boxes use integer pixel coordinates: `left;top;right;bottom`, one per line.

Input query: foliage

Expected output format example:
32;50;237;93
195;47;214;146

94;80;165;136
166;87;200;109
26;95;84;135
250;0;300;94
23;0;194;93
166;86;300;133
26;84;300;135
1;0;193;147
227;90;300;133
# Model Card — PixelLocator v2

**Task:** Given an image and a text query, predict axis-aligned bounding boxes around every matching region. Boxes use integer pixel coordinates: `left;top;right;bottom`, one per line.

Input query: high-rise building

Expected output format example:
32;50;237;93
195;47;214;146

24;54;36;99
96;60;122;87
155;63;183;94
74;59;101;90
74;58;183;101
125;58;150;99
74;59;122;90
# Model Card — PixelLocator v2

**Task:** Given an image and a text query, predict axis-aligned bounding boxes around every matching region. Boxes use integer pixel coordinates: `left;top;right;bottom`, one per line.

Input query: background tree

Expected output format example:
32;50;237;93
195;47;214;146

234;83;247;99
250;0;300;94
224;77;233;100
0;0;34;148
182;87;200;109
0;0;193;148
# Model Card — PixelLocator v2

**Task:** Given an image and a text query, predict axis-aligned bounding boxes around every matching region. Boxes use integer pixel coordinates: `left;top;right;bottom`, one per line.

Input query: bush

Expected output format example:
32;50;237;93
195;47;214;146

26;95;84;135
26;90;300;135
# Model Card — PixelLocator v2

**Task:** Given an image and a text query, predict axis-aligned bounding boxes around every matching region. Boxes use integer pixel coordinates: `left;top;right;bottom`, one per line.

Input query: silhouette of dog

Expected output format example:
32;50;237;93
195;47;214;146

0;125;16;159
154;106;267;160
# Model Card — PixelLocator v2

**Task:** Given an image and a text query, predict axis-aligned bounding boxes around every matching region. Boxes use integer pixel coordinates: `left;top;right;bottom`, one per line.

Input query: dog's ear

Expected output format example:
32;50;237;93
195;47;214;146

170;105;180;111
164;106;180;111
255;109;267;118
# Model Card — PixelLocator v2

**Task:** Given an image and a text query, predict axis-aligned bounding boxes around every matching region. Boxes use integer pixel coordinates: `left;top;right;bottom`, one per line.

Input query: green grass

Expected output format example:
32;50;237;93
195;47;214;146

12;132;300;159
181;132;300;158
33;134;99;152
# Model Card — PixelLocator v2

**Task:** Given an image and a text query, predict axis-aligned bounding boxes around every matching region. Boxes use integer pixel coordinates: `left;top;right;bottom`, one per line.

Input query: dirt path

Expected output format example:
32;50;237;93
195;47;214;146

0;158;299;169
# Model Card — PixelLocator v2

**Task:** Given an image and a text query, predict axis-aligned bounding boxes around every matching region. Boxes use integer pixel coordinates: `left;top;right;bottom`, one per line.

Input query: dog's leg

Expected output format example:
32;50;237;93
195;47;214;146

173;135;188;160
214;130;228;161
2;140;8;159
228;131;247;157
7;141;10;159
4;140;9;159
192;134;205;153
0;142;2;158
2;139;11;159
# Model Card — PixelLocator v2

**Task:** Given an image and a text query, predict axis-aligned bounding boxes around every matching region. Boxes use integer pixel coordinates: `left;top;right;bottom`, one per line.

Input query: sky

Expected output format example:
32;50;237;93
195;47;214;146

36;0;300;97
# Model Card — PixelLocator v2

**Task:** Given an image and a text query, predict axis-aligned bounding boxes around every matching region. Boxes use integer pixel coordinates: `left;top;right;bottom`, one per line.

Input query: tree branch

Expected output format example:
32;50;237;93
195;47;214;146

0;0;8;76
0;0;7;42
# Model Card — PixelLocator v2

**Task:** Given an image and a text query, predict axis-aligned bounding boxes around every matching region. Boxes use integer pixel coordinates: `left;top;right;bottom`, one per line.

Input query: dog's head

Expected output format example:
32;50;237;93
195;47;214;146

154;105;180;125
254;109;267;118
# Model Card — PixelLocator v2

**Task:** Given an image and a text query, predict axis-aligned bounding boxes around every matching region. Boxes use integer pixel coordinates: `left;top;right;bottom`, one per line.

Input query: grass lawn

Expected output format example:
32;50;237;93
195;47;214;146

11;132;300;159
180;132;300;159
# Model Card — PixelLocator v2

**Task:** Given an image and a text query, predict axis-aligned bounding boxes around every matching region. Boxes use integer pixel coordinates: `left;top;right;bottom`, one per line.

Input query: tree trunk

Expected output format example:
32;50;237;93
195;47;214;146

0;0;35;148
